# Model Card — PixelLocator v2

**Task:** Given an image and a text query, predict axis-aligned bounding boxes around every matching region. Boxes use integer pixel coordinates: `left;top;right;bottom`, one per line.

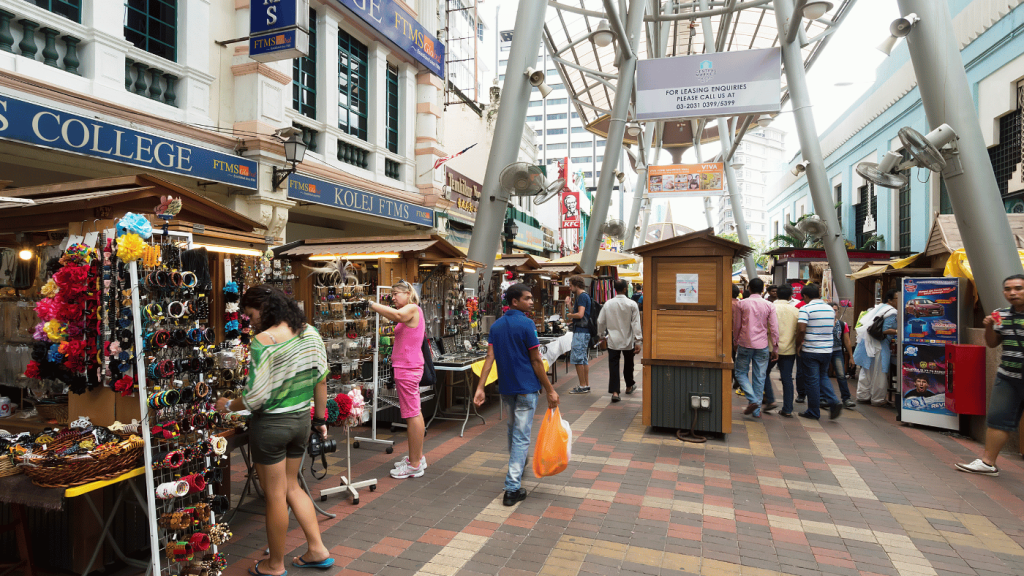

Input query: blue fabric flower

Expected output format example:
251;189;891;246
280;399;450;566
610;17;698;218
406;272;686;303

116;213;153;240
225;320;239;332
223;282;239;294
47;344;64;363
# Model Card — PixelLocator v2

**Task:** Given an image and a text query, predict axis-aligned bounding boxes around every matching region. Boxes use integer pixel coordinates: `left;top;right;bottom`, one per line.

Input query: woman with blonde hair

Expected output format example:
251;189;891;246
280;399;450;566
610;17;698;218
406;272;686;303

367;280;426;478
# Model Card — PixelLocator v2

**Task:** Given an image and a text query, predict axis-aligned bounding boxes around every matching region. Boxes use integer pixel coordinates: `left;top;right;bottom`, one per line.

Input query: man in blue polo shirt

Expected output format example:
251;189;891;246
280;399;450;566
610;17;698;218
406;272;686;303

474;283;560;506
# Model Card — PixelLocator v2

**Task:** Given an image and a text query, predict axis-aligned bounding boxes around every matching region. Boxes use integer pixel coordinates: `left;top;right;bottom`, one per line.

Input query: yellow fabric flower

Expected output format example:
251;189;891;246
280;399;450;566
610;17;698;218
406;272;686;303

116;233;147;263
44;319;65;342
40;279;58;297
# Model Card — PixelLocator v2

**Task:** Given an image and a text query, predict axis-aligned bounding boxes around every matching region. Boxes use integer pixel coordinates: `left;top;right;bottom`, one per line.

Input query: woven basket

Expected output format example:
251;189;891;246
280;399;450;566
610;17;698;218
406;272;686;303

36;403;69;425
0;454;21;478
19;431;143;488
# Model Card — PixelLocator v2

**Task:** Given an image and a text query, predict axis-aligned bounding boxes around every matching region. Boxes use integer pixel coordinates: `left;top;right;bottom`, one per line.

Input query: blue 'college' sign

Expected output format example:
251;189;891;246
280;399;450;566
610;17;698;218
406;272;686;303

288;173;433;227
0;94;259;190
333;0;444;78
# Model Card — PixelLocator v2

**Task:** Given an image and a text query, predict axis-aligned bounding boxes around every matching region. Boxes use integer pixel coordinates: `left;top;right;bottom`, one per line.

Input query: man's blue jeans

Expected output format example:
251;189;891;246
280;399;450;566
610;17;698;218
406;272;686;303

800;352;840;418
767;354;796;414
502;393;539;492
830;350;851;401
735;346;770;415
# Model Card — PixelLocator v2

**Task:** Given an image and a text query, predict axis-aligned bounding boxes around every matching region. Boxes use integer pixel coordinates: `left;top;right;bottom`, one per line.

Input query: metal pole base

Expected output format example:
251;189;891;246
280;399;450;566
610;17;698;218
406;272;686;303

319;477;378;506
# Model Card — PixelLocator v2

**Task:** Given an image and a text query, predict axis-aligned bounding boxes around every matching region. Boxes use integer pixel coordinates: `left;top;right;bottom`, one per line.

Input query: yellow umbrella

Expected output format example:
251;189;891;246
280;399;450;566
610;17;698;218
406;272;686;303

472;358;549;386
549;250;637;267
617;268;641;279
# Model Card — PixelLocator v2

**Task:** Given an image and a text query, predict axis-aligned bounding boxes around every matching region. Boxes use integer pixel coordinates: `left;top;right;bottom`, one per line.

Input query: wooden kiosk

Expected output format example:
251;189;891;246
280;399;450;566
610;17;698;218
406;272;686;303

632;229;751;435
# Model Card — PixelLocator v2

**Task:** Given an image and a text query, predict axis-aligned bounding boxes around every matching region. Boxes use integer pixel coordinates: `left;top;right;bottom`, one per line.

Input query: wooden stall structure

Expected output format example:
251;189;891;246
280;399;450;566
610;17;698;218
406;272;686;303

632;229;751;435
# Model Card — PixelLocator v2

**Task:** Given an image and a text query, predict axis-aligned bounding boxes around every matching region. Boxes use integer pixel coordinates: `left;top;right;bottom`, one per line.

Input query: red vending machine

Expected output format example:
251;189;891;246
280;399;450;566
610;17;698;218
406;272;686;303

945;344;986;415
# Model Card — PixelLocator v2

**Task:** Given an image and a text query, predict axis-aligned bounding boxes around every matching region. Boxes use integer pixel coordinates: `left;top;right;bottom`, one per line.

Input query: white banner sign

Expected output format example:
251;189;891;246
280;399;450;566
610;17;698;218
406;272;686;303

636;48;782;121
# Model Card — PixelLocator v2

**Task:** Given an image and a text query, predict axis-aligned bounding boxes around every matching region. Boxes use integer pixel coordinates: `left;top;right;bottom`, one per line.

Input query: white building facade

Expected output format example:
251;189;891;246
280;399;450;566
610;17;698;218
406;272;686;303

0;0;453;242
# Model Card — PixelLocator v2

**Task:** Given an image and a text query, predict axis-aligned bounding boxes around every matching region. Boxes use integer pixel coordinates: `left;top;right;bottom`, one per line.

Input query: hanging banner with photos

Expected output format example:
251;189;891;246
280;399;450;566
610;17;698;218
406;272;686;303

648;163;724;198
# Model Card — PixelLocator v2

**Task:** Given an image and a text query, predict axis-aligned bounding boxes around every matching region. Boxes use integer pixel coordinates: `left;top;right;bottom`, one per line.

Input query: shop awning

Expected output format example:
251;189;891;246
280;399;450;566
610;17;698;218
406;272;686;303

539;263;584;275
0;174;262;233
550;250;637;267
496;253;542;271
849;264;891;280
276;234;466;261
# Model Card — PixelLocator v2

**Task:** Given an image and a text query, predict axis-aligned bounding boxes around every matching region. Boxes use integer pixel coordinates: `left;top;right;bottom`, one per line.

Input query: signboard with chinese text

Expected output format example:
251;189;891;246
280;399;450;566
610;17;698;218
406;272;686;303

444;166;480;224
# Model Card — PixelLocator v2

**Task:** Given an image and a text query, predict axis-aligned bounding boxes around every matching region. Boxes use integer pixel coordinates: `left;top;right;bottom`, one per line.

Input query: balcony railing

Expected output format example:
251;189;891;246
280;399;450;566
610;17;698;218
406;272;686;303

337;140;369;170
123;57;179;107
384;158;401;180
0;10;82;75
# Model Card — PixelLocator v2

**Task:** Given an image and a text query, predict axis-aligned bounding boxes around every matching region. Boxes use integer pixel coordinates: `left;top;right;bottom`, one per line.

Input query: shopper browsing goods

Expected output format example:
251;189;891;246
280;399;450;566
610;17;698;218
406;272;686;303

473;284;559;506
367;280;427;479
215;285;333;575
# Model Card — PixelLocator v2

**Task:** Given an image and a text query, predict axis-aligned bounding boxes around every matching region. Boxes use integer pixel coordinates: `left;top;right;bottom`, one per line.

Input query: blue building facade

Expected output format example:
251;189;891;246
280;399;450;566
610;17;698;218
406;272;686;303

767;0;1024;255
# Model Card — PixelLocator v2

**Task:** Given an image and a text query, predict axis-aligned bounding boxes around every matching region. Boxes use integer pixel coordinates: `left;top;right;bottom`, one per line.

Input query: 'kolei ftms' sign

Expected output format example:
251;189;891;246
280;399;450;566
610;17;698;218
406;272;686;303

636;48;781;121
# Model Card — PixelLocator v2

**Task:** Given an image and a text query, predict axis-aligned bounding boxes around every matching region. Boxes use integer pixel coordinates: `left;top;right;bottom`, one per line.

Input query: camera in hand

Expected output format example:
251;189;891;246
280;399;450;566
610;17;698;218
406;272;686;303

308;432;337;457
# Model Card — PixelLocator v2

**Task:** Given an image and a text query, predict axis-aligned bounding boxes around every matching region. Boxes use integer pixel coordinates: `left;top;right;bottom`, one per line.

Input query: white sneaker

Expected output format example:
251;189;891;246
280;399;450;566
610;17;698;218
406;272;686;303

390;461;424;479
955;459;999;476
394;455;427;470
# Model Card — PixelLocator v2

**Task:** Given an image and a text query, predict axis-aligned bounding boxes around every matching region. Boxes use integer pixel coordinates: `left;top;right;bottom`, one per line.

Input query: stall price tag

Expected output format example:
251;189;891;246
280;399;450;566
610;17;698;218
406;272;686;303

83;231;99;248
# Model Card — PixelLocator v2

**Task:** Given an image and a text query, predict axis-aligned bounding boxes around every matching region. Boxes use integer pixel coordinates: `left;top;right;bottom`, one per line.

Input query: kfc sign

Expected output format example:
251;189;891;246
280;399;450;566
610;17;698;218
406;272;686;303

560;191;580;229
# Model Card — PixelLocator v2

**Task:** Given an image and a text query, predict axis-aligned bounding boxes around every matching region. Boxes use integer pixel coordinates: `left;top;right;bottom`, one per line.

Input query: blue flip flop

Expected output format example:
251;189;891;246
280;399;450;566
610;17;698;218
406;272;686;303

292;557;335;570
249;561;287;576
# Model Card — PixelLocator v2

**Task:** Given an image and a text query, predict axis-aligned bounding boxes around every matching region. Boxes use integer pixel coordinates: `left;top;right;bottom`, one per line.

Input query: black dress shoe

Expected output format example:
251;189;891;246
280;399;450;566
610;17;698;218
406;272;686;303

829;403;843;420
797;411;818;420
503;488;527;506
795;395;806;404
778;412;794;418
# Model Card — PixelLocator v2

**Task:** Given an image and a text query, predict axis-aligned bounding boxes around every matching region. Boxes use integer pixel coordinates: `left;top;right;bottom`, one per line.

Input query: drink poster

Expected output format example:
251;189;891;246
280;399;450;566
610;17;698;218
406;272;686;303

902;278;960;344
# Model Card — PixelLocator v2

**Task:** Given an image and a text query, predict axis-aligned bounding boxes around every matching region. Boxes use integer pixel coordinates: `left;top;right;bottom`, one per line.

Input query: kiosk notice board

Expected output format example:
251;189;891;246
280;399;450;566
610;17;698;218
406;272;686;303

899;277;965;429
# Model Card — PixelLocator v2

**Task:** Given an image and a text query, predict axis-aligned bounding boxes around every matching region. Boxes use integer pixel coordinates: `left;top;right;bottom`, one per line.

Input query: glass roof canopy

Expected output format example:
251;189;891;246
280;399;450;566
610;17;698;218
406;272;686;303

542;0;855;158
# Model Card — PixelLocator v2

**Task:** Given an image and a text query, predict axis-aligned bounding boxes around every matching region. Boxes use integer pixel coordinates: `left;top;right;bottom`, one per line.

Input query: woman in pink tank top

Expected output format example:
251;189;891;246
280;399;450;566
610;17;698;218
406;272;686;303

367;280;426;479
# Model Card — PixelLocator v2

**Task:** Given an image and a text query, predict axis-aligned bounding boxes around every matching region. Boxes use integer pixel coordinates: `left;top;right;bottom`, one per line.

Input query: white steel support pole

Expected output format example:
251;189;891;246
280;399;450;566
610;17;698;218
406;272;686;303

897;0;1023;311
772;0;854;299
579;0;648;277
625;125;656;250
465;0;549;291
698;0;756;277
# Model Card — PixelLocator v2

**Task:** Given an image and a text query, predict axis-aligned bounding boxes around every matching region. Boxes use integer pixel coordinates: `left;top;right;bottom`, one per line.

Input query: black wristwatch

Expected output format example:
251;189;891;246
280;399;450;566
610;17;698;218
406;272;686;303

311;417;327;427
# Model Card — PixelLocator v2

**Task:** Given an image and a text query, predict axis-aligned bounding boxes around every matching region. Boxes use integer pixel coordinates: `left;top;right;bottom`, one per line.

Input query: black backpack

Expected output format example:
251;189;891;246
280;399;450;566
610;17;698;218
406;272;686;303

588;300;603;344
420;337;436;387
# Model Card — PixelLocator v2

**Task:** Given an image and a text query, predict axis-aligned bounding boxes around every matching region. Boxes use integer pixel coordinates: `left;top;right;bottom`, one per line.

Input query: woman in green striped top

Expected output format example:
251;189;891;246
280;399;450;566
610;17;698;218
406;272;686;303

215;286;333;574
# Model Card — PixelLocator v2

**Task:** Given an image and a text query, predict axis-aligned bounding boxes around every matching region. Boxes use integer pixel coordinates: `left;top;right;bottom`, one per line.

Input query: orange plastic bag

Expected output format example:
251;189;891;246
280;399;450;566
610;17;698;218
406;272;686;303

533;407;572;477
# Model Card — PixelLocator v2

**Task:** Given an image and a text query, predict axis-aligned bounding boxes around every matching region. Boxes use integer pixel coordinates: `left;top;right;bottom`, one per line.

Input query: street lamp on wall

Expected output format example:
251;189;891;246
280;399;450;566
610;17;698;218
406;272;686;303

272;132;308;190
503;215;519;254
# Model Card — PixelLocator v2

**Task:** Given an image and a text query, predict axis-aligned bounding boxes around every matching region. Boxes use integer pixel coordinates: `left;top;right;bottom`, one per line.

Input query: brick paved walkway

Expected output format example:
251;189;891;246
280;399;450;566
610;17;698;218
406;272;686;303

220;354;1024;576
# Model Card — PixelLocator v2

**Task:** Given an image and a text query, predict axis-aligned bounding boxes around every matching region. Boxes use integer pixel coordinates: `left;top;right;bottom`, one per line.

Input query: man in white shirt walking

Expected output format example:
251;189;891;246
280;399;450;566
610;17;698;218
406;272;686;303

597;279;642;403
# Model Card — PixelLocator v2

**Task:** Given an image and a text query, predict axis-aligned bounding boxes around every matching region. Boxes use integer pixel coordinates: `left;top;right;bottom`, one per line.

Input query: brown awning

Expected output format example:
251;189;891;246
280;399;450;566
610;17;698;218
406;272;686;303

536;263;584;275
496;254;541;270
282;239;437;256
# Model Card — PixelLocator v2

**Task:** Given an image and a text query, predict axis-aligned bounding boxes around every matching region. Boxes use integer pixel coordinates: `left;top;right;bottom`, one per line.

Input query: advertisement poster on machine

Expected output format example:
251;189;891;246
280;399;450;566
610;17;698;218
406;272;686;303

900;278;961;428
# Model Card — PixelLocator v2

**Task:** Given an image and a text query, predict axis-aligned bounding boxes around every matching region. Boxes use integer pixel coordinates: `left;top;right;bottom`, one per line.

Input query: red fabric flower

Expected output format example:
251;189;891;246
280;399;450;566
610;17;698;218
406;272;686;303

52;264;89;292
114;376;135;396
66;320;85;339
57;301;83;323
59;340;88;373
25;361;41;379
334;393;353;421
224;312;238;321
34;298;60;322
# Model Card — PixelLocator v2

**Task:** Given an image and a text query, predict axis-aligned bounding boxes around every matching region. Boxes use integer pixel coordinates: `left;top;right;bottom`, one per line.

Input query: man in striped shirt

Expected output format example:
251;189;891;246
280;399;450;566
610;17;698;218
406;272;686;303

795;284;842;420
956;274;1024;476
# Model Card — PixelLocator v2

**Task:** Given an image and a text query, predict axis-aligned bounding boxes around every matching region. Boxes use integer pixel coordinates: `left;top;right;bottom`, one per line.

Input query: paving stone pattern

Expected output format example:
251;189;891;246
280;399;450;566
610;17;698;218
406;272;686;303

220;354;1024;576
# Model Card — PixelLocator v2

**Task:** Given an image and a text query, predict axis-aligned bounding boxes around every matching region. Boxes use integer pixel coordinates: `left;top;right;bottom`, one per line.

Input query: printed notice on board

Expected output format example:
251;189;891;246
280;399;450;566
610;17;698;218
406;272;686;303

676;274;698;303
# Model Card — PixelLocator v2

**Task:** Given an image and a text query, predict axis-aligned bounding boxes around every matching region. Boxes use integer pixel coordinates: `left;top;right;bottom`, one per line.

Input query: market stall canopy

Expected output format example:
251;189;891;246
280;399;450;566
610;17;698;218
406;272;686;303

537;263;585;276
924;214;1024;257
495;253;543;271
551;250;638;267
0;174;261;234
848;263;891;280
276;234;470;264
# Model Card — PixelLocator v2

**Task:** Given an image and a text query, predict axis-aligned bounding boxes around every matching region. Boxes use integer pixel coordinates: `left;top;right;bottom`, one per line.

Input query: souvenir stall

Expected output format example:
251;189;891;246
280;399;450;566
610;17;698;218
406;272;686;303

274;236;484;446
0;174;269;575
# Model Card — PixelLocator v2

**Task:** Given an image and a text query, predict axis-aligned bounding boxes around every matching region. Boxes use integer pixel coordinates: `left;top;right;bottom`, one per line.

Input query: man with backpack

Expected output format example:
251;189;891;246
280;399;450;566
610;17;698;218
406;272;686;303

853;289;899;406
565;275;593;394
